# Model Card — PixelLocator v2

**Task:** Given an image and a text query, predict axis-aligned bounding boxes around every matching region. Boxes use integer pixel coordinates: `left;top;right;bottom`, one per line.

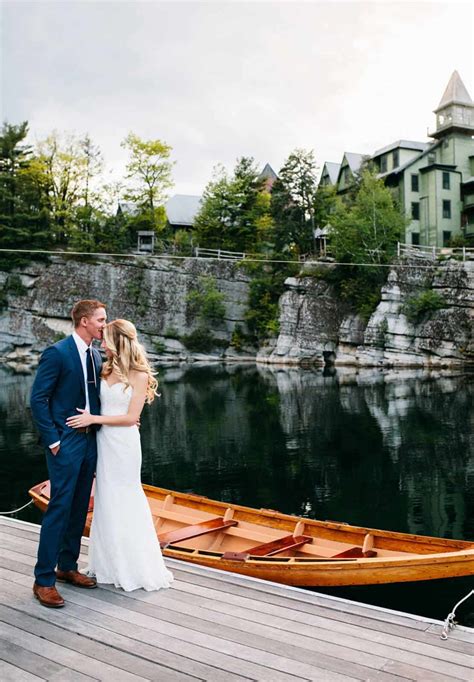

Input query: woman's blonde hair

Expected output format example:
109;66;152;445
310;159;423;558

101;319;158;403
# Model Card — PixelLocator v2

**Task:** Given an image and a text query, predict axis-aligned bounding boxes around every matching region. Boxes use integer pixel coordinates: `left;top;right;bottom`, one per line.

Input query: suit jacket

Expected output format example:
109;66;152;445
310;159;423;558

30;335;102;448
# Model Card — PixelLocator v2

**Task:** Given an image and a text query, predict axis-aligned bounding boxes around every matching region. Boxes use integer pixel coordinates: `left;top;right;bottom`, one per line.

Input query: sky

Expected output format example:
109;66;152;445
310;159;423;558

1;0;473;197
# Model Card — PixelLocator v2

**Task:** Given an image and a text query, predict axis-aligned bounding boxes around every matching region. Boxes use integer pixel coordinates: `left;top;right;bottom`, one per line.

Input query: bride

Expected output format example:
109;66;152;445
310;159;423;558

66;319;173;592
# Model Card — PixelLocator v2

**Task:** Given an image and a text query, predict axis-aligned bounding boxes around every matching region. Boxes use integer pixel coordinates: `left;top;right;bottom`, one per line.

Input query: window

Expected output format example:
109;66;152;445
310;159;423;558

428;152;436;164
412;233;420;245
411;174;419;192
442;172;450;190
392;150;399;168
380;156;387;173
443;231;451;246
411;202;420;220
442;200;451;219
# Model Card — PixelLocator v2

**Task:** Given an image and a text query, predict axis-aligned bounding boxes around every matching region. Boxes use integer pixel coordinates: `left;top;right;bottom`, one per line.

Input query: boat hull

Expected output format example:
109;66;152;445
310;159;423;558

28;481;474;587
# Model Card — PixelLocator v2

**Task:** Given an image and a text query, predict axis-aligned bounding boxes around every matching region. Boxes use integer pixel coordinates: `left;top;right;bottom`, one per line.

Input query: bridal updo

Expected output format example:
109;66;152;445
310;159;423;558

101;319;158;403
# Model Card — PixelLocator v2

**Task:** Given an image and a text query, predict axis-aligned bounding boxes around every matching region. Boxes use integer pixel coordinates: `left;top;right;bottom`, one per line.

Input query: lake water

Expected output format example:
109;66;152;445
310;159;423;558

1;363;473;625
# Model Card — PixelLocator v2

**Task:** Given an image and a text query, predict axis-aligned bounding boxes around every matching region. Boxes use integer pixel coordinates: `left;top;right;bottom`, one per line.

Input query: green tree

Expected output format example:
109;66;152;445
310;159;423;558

193;157;270;252
193;164;233;249
328;168;407;318
271;149;318;254
330;168;405;265
0;121;52;267
31;131;92;244
121;132;173;235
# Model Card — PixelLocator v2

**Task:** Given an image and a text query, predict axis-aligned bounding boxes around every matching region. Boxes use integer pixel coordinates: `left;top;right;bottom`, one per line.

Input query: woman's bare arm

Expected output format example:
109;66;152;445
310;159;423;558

66;372;148;429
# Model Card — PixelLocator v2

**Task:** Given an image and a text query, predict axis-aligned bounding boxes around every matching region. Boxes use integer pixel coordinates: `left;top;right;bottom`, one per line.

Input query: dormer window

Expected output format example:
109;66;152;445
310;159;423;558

380;156;387;173
392;150;399;168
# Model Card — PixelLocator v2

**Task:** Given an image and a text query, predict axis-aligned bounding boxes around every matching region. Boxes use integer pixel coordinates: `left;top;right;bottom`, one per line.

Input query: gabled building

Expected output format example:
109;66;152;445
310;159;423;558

259;163;278;192
336;152;366;193
319;162;340;187
319;71;474;247
166;194;202;229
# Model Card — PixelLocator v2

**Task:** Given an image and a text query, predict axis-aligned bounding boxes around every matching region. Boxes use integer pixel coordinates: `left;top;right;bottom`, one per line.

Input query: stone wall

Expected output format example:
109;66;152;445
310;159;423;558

259;259;474;368
0;255;253;370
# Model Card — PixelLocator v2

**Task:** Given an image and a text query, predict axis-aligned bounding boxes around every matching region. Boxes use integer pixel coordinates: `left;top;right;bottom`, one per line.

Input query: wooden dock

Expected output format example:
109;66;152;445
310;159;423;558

0;516;472;681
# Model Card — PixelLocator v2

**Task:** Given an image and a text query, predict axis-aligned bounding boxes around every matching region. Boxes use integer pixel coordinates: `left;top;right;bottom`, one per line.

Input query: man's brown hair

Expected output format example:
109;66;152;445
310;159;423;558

71;299;107;328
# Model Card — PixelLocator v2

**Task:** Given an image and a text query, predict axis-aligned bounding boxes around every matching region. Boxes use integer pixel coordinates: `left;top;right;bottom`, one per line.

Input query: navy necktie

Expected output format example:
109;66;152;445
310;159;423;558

86;348;100;415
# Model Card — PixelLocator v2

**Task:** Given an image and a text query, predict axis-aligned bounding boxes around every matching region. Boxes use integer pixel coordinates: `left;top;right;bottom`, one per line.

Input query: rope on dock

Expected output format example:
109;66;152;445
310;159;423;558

0;499;34;515
440;589;474;640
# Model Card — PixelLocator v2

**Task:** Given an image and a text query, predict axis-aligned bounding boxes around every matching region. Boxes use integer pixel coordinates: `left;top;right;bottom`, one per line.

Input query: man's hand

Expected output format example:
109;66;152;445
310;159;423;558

50;445;60;456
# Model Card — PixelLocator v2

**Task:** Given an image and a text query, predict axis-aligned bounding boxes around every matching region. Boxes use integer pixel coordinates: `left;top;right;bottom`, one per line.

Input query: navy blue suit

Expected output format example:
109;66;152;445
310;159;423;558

30;335;102;586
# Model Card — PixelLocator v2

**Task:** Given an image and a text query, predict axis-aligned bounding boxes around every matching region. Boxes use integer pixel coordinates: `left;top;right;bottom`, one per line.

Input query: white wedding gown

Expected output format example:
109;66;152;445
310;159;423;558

87;380;173;591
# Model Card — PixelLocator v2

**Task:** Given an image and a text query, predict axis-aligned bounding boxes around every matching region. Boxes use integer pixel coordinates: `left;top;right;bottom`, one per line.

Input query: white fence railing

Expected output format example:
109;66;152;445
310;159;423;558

194;247;247;260
397;242;474;261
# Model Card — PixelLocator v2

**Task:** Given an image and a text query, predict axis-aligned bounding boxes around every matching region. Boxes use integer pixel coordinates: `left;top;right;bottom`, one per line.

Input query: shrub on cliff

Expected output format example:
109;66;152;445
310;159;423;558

327;168;408;318
403;290;447;323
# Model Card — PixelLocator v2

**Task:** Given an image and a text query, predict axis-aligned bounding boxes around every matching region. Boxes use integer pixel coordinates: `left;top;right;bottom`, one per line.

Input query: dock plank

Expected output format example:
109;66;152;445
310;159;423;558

0;659;43;681
0;517;472;682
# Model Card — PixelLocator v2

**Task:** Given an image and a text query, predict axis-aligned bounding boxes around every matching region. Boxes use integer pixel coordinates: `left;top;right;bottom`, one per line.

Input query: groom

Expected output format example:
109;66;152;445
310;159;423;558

30;299;107;607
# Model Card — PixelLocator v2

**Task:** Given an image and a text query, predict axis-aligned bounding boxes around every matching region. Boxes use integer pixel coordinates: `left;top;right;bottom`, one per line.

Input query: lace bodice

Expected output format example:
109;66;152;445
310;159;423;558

100;380;132;416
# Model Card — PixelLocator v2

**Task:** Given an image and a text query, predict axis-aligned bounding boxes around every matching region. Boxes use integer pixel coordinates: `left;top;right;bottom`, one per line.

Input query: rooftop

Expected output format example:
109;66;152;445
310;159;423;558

165;194;202;226
372;140;430;158
436;70;473;111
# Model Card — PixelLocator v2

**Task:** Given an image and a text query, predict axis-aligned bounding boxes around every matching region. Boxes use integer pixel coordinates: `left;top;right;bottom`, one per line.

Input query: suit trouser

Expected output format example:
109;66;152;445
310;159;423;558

34;430;97;586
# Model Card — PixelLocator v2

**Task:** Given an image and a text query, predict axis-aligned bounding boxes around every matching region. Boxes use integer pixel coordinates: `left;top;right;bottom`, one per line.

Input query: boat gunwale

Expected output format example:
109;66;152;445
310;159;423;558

141;484;474;551
29;482;474;552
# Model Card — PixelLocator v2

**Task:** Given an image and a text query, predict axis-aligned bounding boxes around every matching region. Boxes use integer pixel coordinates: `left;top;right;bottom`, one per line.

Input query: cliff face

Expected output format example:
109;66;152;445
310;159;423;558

1;256;473;370
259;259;474;368
0;256;252;370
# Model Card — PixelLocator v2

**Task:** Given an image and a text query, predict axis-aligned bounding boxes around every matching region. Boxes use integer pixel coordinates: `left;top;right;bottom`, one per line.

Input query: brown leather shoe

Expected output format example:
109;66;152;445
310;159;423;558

33;582;65;608
56;569;97;589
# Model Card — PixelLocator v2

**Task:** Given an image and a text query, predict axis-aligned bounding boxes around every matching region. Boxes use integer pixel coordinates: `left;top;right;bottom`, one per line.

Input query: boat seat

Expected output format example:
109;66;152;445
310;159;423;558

332;534;377;559
222;534;313;561
158;517;238;549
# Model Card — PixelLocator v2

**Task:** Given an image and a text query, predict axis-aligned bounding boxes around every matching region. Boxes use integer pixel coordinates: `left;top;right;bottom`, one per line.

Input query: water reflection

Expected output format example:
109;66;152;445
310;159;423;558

1;363;473;621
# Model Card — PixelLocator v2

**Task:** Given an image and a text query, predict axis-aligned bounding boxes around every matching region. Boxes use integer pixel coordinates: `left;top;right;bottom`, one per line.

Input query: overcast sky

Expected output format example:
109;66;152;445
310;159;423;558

1;0;473;196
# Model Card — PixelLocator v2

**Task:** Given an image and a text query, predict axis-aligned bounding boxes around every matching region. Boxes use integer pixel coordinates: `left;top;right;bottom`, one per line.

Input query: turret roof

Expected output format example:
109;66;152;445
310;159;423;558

259;163;278;181
435;70;473;111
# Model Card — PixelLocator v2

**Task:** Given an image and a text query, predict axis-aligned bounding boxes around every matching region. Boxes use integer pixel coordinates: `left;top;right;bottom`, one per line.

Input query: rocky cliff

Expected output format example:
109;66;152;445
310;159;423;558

0;255;253;371
259;258;474;368
1;255;473;371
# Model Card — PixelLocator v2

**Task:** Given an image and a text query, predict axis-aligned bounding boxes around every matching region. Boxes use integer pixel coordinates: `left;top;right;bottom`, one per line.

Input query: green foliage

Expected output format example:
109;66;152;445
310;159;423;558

163;327;179;338
181;328;228;353
230;324;254;351
186;276;226;324
153;340;166;354
323;168;407;318
0;121;53;268
121;132;173;216
5;273;27;296
53;332;67;342
330;168;406;265
125;262;149;317
193;157;271;253
374;317;389;349
403;290;447;323
244;262;296;340
270;148;318;254
0;273;28;310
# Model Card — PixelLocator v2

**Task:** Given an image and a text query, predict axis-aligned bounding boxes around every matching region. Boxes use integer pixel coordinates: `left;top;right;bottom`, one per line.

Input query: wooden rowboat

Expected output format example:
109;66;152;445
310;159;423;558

29;480;474;587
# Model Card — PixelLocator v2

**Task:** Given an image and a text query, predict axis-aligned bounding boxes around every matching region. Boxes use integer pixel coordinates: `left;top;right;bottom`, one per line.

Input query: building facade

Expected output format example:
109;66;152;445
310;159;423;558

320;71;474;247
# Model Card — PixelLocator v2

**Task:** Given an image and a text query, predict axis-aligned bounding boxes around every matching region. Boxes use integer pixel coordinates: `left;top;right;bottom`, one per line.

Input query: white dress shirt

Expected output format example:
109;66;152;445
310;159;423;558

49;332;93;450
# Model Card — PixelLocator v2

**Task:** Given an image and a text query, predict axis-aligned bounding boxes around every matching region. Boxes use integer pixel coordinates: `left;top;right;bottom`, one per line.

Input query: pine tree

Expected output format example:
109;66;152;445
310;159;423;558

0;122;52;267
